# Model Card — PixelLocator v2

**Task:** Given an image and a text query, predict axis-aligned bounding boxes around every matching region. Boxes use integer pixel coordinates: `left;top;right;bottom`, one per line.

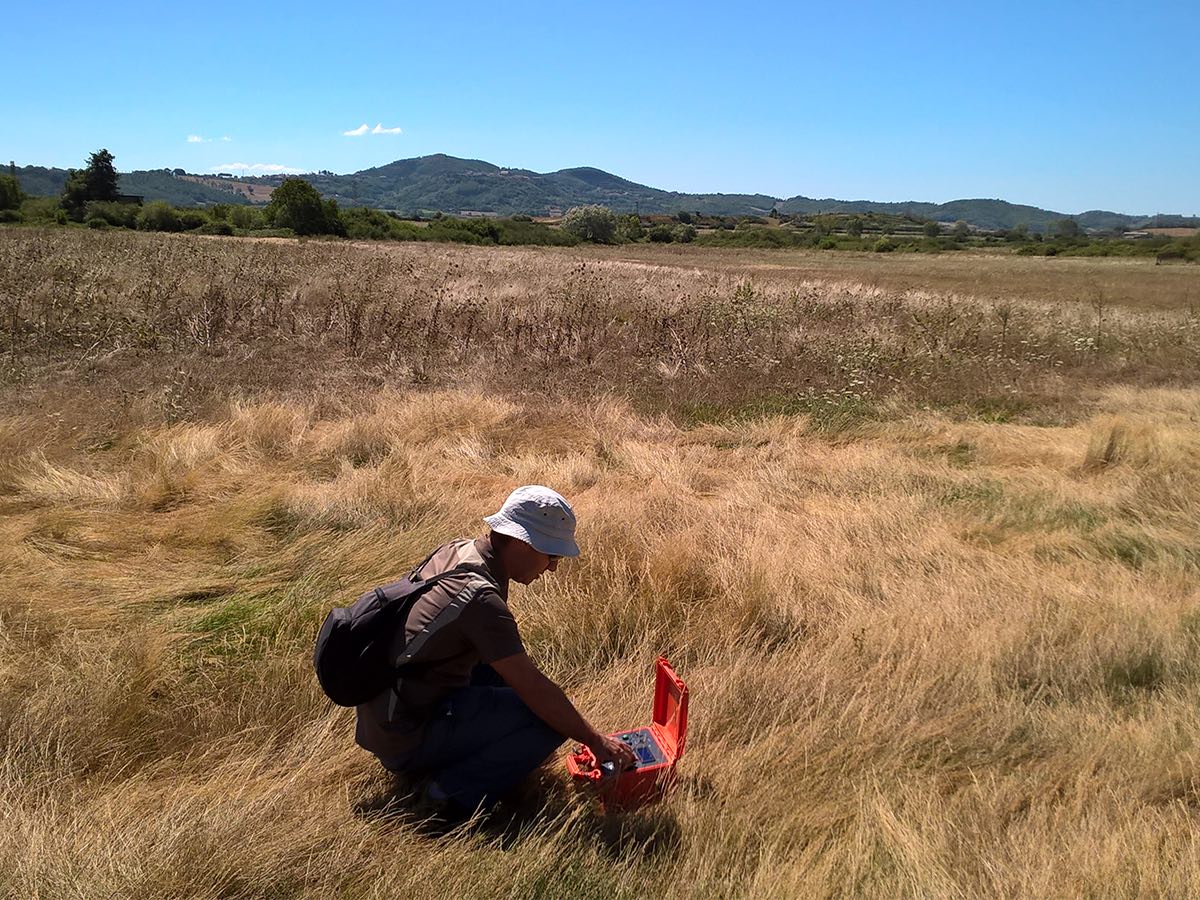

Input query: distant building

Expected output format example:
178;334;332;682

459;210;495;217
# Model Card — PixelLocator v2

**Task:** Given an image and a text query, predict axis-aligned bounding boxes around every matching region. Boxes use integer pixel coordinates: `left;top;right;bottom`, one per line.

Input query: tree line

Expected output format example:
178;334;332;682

2;150;1197;262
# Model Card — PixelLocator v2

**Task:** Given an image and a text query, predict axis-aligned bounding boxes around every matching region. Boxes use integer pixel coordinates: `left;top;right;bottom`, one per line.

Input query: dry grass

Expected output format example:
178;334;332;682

602;243;1200;312
2;230;1200;897
3;229;1198;428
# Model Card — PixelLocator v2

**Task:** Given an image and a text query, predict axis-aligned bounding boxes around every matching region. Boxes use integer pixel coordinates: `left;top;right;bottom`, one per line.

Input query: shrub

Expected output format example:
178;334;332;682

229;206;262;230
874;237;897;253
696;227;807;249
86;217;109;229
264;178;345;236
672;224;697;243
342;207;401;240
560;205;618;243
0;174;23;211
179;211;206;230
495;219;578;246
20;197;59;222
84;201;138;229
138;201;184;232
425;217;496;244
196;221;234;236
648;224;674;243
0;208;24;223
923;221;941;238
617;214;644;242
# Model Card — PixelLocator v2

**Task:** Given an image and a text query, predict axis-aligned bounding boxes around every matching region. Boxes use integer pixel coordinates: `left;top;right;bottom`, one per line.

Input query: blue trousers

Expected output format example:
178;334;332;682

402;667;564;812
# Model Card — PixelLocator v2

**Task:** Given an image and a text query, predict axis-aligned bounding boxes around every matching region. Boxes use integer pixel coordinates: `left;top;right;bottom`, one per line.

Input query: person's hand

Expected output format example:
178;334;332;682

588;732;636;770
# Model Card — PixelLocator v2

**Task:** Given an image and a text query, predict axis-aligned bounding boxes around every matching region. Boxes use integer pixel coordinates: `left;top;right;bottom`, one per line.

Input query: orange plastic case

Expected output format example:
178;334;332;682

566;657;689;810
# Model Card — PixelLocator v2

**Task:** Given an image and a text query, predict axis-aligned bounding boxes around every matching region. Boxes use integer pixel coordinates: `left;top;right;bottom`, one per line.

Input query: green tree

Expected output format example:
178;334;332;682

560;205;618;243
923;221;941;238
1052;218;1080;238
952;220;971;240
0;175;23;211
137;200;183;232
61;149;120;220
264;178;345;236
617;213;644;242
229;205;261;230
846;216;864;237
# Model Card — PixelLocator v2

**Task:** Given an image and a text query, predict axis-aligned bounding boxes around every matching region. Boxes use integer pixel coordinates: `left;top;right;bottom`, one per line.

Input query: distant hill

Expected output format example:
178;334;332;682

290;154;780;218
9;155;1197;232
283;155;1197;230
9;165;251;206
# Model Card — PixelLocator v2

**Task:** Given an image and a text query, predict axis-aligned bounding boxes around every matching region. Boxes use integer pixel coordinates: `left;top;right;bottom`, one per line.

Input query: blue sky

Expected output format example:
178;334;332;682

6;0;1197;214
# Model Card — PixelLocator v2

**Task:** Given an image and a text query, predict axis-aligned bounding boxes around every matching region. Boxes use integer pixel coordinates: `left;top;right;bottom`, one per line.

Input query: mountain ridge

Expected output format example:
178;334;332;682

8;155;1197;233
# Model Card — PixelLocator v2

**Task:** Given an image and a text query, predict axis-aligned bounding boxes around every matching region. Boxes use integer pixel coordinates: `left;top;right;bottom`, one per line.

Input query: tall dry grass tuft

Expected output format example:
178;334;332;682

3;378;1199;897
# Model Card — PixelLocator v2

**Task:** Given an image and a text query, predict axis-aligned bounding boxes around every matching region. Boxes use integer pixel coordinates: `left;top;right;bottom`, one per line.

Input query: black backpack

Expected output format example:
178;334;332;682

313;555;493;707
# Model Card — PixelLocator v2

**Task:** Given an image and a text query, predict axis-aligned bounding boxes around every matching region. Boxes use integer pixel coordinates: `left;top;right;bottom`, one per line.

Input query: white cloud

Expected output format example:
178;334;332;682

212;163;304;174
187;135;206;143
221;136;233;142
343;122;402;136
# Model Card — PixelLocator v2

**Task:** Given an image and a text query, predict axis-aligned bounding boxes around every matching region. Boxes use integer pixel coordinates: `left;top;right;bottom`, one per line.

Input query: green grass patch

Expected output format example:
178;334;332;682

946;439;975;467
936;478;1005;508
186;591;284;658
682;391;878;434
1104;649;1166;698
183;578;331;661
968;395;1035;424
252;494;306;538
957;487;1110;550
1092;530;1200;572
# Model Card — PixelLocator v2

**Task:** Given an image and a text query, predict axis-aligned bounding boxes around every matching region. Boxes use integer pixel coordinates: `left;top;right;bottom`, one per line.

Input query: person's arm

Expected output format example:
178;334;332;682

490;652;636;769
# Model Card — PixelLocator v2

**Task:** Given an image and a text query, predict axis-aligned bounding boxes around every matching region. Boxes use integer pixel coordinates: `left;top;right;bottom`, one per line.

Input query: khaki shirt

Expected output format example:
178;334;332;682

354;535;524;765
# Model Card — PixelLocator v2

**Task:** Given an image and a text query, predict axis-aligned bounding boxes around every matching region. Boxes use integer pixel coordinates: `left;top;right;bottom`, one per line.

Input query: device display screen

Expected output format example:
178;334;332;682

616;729;666;767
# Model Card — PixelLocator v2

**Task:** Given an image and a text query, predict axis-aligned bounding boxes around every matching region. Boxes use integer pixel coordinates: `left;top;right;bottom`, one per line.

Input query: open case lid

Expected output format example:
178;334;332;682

652;656;688;759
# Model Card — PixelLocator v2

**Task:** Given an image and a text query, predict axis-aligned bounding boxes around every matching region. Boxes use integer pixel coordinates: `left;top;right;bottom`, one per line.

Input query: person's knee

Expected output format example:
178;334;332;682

530;719;566;761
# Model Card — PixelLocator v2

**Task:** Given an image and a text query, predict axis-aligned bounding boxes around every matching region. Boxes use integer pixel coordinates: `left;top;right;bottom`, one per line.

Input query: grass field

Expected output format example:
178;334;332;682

2;228;1199;897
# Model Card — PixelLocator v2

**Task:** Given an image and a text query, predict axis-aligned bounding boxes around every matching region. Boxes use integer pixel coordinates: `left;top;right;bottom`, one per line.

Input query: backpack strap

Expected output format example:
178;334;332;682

394;576;487;667
385;569;496;719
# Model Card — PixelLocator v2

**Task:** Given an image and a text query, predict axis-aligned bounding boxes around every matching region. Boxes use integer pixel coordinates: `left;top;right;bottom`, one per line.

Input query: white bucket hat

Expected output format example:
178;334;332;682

484;485;580;558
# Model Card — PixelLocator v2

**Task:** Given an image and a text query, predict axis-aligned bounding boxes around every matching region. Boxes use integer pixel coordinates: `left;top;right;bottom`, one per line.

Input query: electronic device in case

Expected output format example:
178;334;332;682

565;657;689;810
